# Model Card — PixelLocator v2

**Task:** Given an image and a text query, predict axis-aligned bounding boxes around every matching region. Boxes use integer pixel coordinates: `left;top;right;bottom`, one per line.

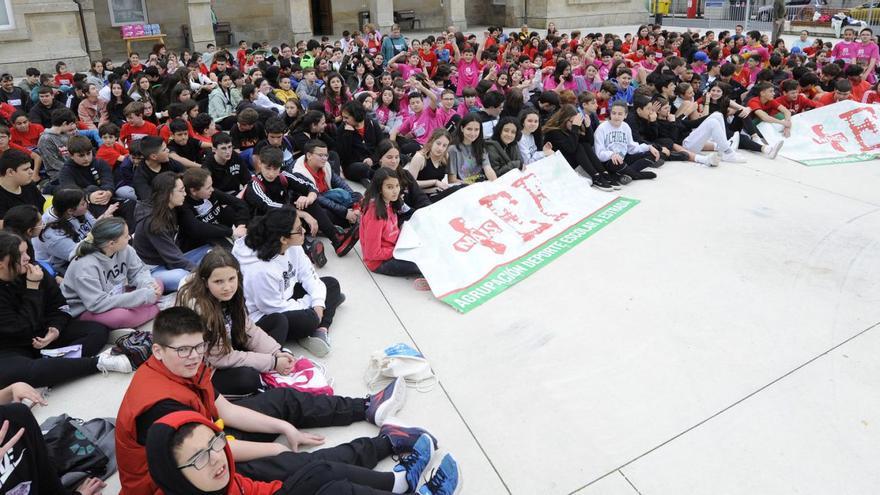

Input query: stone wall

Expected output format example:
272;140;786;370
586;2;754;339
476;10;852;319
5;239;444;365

0;0;94;74
331;0;446;35
93;0;189;58
530;0;647;28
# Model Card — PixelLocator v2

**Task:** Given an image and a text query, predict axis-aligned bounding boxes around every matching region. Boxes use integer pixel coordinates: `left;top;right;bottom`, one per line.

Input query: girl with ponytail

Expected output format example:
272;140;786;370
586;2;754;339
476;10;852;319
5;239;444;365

61;217;163;329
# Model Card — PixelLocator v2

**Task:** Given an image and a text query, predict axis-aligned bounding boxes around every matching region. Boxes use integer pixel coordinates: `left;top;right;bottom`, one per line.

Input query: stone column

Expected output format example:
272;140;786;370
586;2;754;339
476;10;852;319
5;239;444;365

369;0;394;30
505;0;527;27
444;0;467;31
186;0;216;51
288;0;313;41
77;0;103;60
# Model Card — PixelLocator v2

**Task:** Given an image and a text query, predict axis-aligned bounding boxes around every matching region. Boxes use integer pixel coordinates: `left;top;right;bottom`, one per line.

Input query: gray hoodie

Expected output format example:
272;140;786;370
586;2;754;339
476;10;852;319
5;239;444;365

36;129;70;181
61;245;157;317
33;208;96;276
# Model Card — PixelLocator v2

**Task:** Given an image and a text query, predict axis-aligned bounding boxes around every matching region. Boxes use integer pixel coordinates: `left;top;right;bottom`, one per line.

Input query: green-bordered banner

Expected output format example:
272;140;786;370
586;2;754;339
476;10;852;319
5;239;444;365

393;153;640;313
759;100;880;166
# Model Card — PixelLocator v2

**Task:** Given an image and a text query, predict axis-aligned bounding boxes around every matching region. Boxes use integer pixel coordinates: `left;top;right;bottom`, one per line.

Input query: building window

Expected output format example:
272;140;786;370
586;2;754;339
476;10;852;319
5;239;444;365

0;0;14;30
109;0;148;27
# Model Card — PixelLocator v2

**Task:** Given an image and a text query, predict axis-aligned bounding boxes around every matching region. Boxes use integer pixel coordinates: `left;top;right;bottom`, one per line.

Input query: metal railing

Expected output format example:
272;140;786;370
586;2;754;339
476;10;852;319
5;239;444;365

653;0;880;34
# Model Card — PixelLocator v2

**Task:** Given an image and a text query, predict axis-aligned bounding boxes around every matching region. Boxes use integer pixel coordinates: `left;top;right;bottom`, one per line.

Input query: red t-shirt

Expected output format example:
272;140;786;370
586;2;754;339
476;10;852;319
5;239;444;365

10;123;44;148
54;73;74;87
306;165;330;193
96;142;129;168
120;121;159;146
747;97;782;115
816;91;853;106
772;94;817;115
850;79;871;102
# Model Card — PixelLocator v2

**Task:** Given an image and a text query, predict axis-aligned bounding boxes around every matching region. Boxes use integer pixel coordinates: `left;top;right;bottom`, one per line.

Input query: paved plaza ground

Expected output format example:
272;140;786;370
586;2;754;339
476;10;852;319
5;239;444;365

26;25;880;495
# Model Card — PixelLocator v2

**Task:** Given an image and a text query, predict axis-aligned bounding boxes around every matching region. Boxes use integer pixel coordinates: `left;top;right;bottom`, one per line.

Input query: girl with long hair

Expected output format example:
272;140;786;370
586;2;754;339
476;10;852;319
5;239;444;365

0;230;132;389
176;248;293;396
405;128;462;202
542;104;618;191
518;108;554;165
485;117;524;177
232;207;345;357
132;172;211;292
373;139;430;218
447;114;497;184
61;217;161;329
34;188;105;276
359;167;424;279
322;72;352;124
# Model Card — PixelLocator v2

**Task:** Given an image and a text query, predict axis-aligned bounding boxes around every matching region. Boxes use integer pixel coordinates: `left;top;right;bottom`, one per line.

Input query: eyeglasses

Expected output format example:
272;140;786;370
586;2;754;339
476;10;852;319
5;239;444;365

163;341;208;358
310;153;329;159
287;228;305;238
177;431;227;470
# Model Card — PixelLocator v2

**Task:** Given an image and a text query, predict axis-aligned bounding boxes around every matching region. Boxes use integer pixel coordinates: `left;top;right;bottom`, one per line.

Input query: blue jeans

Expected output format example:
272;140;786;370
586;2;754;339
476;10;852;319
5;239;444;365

149;245;212;292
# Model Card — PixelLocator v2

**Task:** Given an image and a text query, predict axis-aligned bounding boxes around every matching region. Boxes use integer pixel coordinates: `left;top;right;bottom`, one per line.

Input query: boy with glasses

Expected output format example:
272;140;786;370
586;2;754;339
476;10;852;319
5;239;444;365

118;306;432;495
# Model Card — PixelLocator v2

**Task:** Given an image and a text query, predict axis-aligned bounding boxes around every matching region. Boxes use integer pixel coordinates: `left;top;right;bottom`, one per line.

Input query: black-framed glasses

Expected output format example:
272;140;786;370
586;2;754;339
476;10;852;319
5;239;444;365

287;228;305;238
163;341;208;358
177;431;227;470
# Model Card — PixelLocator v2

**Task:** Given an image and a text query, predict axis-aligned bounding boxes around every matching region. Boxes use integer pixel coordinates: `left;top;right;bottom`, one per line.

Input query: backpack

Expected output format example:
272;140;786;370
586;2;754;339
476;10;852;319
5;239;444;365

110;330;152;369
40;414;117;487
261;356;334;395
364;343;437;393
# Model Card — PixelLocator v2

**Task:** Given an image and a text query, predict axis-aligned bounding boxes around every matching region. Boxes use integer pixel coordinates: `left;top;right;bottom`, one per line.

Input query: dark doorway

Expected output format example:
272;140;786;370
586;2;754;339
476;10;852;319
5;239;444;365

311;0;333;35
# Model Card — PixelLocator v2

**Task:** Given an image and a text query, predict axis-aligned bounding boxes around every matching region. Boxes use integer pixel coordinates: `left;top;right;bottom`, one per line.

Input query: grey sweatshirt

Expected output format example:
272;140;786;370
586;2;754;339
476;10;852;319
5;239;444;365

61;245;157;317
36;129;70;181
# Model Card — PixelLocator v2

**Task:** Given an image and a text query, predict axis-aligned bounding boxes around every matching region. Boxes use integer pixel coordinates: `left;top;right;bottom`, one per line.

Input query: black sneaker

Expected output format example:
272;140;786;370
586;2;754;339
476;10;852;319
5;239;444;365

605;174;622;190
652;157;665;168
310;240;327;268
591;176;614;192
636;170;657;180
334;225;359;257
616;173;633;185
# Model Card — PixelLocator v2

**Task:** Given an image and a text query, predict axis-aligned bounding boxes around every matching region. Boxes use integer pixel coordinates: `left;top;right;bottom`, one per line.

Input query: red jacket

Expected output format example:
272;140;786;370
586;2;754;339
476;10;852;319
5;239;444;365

359;201;399;271
116;356;220;495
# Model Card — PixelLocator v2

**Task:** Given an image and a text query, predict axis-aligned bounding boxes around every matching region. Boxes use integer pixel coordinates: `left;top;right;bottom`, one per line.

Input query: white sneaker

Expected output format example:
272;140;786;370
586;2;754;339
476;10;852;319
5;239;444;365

728;132;740;152
97;349;133;374
721;150;747;163
764;140;784;159
706;152;721;167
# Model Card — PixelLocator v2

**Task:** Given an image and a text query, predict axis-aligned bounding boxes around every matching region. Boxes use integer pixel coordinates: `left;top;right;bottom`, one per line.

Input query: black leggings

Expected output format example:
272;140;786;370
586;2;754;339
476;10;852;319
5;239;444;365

601;151;654;178
280;460;396;495
0;320;109;388
256;277;344;344
0;403;72;494
227;388;393;492
305;203;345;244
211;313;288;396
341;162;374;182
724;116;764;152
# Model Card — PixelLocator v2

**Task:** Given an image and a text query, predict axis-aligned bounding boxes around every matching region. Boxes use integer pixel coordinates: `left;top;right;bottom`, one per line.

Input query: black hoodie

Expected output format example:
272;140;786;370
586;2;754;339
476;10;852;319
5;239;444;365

178;191;249;252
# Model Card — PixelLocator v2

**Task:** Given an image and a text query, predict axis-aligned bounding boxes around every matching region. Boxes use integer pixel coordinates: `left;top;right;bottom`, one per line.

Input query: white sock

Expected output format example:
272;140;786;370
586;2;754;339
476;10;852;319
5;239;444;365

695;154;709;164
392;469;409;493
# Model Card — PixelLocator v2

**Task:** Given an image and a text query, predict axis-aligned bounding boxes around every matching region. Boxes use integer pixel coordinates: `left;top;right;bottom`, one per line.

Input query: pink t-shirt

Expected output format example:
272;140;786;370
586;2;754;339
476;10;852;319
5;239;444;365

542;76;577;92
397;105;438;144
832;41;856;63
395;63;424;80
456;59;482;95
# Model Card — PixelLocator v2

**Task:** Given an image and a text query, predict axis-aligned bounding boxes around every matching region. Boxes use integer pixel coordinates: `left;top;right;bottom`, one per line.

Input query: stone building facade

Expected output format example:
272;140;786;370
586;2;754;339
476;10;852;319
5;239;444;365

0;0;646;73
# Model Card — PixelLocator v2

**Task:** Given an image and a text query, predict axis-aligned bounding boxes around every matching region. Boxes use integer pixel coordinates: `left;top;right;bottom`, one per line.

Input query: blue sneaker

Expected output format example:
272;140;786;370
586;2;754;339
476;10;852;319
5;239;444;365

393;433;435;491
379;420;438;454
418;454;460;495
365;377;406;426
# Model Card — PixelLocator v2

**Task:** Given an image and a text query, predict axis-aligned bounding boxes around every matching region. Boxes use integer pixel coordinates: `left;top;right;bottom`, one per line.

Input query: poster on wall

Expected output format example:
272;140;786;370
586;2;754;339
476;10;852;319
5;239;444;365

109;0;148;26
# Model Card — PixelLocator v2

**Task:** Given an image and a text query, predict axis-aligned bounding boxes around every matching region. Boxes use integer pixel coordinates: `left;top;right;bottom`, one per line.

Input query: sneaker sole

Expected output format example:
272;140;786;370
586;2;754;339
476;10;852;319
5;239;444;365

618;174;633;185
375;378;408;427
313;241;327;268
300;336;331;357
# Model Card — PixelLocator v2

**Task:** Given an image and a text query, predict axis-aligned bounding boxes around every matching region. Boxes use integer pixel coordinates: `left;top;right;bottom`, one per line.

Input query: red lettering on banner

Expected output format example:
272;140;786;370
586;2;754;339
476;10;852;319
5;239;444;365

510;173;568;222
479;191;552;242
811;124;848;152
839;107;880;152
450;217;507;254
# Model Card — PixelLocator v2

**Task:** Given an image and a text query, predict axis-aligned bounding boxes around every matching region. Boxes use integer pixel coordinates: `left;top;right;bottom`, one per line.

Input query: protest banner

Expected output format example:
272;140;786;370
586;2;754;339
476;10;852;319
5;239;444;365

393;152;639;313
759;100;880;166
